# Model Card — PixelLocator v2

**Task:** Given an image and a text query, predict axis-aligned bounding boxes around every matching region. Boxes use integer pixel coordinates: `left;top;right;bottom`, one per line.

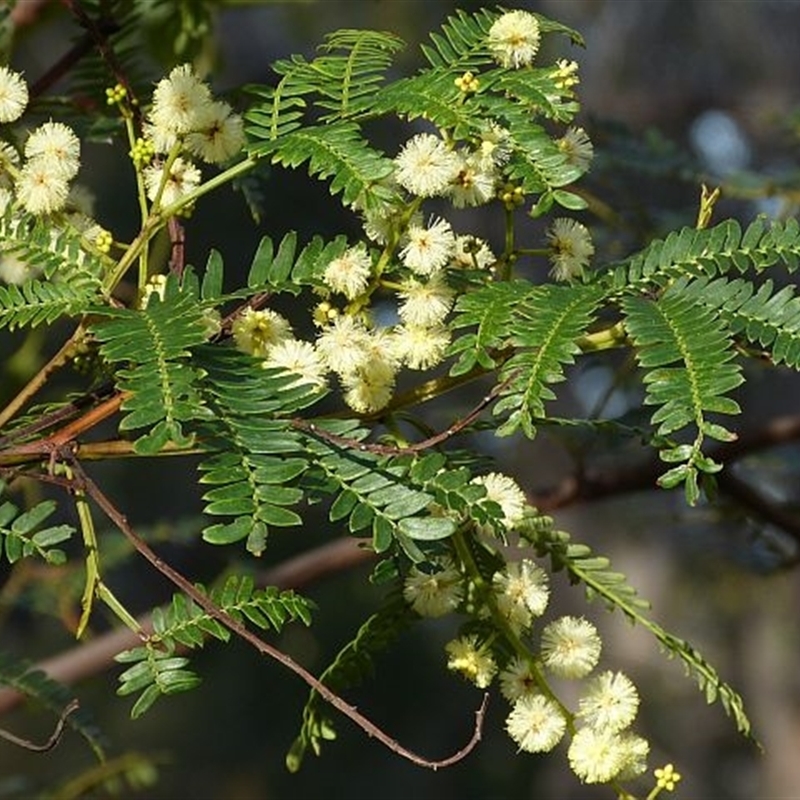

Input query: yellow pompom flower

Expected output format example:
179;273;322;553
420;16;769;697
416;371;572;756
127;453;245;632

488;10;541;69
0;65;29;123
232;307;292;358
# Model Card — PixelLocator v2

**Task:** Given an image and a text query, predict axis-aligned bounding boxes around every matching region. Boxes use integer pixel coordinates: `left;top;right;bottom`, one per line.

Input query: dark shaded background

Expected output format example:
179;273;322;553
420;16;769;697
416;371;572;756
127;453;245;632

3;1;800;798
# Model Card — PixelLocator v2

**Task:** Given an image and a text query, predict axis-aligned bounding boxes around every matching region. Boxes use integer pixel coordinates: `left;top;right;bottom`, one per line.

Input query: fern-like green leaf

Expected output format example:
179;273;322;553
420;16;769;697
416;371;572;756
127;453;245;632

248;121;396;210
286;592;413;771
368;70;484;137
303;427;456;558
246;27;404;129
493;284;604;437
603;218;800;292
246;231;297;289
89;286;213;455
502;111;583;193
0;278;97;331
482;67;581;126
115;644;200;719
409;452;495;528
0;213;106;330
448;279;532;376
673;274;800;368
150;575;313;648
361;9;498;135
116;577;312;717
419;8;498;71
290;29;405;120
194;345;324;555
622;292;743;503
523;518;753;739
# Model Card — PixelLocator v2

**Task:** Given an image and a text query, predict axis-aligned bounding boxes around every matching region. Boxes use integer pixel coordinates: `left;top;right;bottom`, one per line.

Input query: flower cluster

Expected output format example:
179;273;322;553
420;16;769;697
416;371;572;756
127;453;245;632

223;8;596;416
503;610;649;784
398;461;649;789
429;543;649;784
301;221;496;412
0;66;82;217
141;63;244;209
394;131;504;209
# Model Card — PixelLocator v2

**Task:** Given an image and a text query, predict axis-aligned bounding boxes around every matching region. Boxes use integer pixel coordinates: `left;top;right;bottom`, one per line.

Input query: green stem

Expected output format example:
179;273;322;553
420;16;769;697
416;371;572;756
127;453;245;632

149;142;183;215
96;582;145;635
73;469;98;639
122;112;150;228
500;205;516;280
159;155;257;219
451;529;574;729
110;156;258;294
72;465;143;638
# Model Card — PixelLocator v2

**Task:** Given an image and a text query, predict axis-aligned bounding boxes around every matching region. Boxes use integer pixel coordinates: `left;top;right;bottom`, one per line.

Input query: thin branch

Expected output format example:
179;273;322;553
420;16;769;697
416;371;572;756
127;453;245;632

0;699;79;752
0;537;374;716
60;0;140;117
168;217;186;277
0;382;117;450
292;371;518;456
0;326;85;429
58;456;486;770
4;400;800;753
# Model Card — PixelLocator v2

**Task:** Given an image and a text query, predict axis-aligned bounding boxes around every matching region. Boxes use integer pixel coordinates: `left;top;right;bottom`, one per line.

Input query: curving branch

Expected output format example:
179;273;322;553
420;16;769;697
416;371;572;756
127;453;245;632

0;538;373;716
0;699;79;752
4;409;800;718
68;456;487;770
0;454;485;770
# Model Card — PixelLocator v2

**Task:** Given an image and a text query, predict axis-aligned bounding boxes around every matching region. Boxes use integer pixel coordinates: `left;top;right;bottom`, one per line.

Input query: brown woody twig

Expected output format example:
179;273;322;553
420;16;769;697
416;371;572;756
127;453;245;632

53;454;487;770
0;699;79;752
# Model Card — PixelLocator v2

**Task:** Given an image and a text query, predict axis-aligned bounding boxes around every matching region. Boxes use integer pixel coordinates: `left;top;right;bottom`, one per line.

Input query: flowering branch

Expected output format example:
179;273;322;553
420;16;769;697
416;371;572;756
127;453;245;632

55;454;488;770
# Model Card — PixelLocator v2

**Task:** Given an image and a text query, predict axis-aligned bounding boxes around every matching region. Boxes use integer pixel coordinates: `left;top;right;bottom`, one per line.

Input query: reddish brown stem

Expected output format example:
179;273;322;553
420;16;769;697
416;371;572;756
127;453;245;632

292;371;518;456
60;454;487;770
0;538;374;716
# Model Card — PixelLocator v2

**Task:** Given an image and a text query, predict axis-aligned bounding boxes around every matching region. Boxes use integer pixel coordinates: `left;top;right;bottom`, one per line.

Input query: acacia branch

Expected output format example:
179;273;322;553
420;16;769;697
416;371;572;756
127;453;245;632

3;407;800;752
57;456;487;770
292;372;517;456
0;537;375;716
